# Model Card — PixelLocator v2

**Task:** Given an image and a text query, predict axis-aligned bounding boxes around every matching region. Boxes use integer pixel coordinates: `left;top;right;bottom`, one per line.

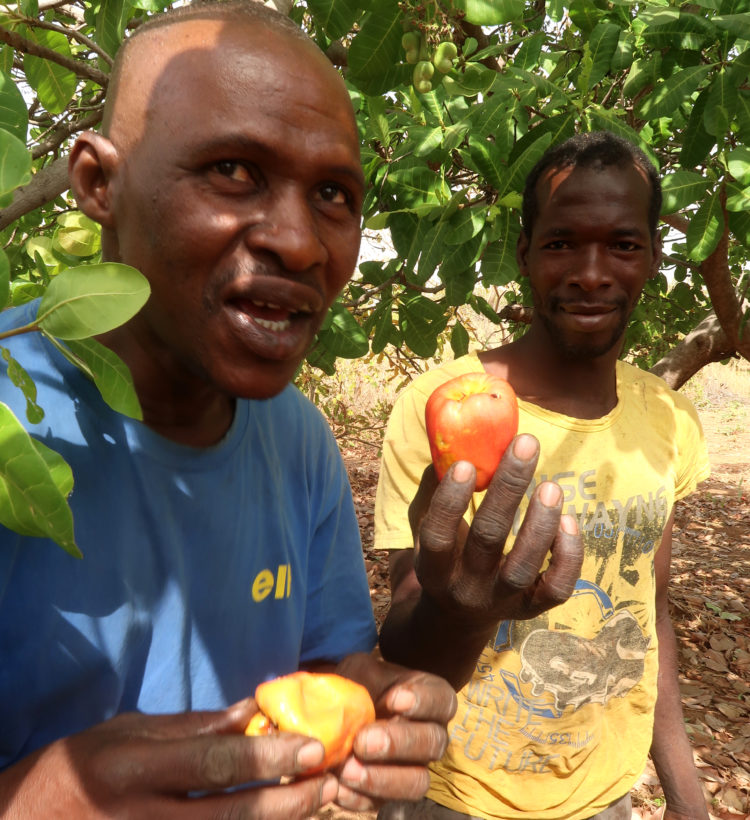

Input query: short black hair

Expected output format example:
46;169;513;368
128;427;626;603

521;131;662;238
104;0;310;134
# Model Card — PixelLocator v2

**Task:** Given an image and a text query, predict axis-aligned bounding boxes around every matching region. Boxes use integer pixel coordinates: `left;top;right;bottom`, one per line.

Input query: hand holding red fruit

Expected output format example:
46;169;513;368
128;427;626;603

425;372;519;491
378;376;584;689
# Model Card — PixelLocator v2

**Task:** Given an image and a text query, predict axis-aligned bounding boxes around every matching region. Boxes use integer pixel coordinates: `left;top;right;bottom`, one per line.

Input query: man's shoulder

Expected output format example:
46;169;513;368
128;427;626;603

617;360;700;419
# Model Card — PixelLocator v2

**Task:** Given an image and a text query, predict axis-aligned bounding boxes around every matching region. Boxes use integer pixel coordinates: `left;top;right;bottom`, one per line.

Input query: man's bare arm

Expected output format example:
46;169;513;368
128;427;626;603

650;514;709;820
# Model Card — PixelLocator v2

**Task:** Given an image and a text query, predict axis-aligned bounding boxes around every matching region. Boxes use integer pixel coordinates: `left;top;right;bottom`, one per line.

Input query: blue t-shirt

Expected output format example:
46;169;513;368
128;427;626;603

0;301;377;770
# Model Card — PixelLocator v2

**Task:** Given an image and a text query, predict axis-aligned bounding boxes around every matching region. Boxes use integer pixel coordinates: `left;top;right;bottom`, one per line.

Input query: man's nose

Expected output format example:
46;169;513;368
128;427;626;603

570;245;612;291
245;190;327;272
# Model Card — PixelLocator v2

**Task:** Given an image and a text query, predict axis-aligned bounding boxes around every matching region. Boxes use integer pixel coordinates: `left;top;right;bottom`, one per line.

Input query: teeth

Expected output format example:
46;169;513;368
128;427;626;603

251;299;302;314
254;316;291;332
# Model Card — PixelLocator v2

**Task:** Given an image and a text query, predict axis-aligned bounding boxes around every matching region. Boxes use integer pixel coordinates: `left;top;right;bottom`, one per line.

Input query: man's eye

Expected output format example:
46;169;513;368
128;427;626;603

213;161;253;183
613;241;639;251
544;240;568;250
318;183;349;205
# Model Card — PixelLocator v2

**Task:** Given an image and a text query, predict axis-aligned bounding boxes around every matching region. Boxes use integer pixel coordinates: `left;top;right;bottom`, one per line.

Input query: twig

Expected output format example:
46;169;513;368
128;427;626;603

0;25;109;87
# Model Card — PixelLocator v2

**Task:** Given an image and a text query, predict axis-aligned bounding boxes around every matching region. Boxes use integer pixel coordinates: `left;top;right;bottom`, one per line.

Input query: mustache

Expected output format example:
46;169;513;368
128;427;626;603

548;294;629;311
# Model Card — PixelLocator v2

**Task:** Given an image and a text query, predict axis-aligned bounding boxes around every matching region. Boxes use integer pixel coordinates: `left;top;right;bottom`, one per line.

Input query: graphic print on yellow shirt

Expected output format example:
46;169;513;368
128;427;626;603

374;354;710;820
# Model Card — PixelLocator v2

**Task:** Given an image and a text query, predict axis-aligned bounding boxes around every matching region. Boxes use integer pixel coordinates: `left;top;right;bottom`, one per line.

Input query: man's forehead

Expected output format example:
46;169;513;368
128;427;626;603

107;17;318;149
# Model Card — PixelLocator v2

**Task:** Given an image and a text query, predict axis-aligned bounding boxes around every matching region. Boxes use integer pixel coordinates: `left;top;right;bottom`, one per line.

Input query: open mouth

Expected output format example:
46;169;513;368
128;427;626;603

231;297;316;332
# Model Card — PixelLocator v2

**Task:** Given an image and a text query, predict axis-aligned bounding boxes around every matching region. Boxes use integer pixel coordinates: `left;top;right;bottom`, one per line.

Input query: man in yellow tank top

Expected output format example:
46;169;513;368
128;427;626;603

375;132;711;820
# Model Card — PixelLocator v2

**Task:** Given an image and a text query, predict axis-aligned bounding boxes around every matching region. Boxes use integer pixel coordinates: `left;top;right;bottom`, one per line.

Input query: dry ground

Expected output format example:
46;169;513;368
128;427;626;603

321;362;750;820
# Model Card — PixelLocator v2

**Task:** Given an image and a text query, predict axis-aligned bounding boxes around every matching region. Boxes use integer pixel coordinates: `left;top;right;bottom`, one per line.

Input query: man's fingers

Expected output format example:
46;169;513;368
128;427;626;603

338;757;431;804
101;700;257;741
533;515;583;607
407;464;439;543
352;718;448;765
175;773;339;820
93;732;326;794
462;434;540;578
498;480;562;591
414;461;475;591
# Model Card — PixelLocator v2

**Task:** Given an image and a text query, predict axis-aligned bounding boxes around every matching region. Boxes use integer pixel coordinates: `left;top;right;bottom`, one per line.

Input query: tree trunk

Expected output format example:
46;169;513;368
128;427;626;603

649;311;737;390
0;157;70;233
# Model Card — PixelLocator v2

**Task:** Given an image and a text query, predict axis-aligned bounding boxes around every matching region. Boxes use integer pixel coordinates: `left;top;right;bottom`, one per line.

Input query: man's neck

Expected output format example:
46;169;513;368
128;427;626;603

96;323;236;448
479;325;622;420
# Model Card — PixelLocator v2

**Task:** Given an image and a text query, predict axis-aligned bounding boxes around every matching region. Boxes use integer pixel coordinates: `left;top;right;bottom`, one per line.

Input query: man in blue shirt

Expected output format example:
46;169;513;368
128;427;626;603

0;4;460;816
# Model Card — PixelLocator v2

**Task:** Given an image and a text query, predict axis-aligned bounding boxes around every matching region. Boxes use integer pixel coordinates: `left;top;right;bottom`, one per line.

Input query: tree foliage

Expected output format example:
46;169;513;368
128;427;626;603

0;0;749;550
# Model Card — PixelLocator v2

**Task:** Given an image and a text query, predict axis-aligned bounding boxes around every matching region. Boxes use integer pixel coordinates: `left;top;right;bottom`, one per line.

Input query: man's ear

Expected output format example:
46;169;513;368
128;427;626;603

516;230;530;277
68;132;120;229
649;231;664;279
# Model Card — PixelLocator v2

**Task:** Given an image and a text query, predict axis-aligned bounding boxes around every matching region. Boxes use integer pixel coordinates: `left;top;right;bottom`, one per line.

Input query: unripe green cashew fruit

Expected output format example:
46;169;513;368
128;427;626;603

401;31;421;65
413;59;434;93
433;41;458;74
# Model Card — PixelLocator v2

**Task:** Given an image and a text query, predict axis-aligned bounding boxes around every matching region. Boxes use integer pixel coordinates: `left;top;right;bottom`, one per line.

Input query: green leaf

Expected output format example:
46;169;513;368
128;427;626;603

728;208;750;248
398;294;446;358
583;22;621;91
712;13;750;41
0;247;8;310
725;181;750;213
54;212;102;258
661;170;708;214
0;129;31;197
96;0;133;58
680;87;715;168
1;348;44;424
450;322;469;357
737;90;750;141
639;8;716;50
727;146;750;186
481;210;521;286
369;299;395;355
623;54;662;99
364;94;391;148
497;132;552;199
635;65;712;121
23;30;77;114
54;336;143;419
308;0;360;39
443;63;497;97
445;206;486;245
686;190;724;261
417;219;451;283
466;140;506;191
25;236;59;271
451;0;524;25
0;402;79;557
36;263;150;340
347;1;404;96
0;71;28;141
316;303;369;359
388;162;447;207
703;69;735;136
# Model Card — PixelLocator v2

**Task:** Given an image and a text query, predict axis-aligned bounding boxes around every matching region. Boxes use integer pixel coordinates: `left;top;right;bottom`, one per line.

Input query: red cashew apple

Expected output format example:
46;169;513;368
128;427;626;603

245;671;376;774
425;372;519;491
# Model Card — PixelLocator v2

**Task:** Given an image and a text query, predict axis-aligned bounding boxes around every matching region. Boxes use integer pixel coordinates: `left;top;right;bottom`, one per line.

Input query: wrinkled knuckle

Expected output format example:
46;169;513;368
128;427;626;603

198;743;238;790
418;521;453;552
403;768;431;800
85;744;144;796
500;560;536;591
545;577;577;605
